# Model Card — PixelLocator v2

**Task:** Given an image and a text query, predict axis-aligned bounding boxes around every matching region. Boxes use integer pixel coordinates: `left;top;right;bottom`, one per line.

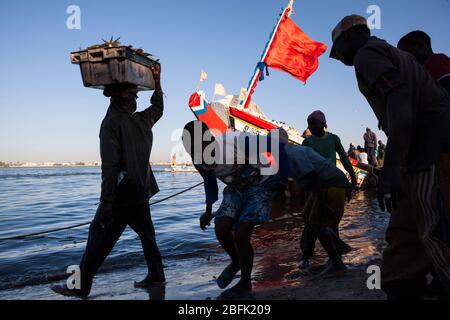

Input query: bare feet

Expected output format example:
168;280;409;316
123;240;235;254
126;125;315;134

217;263;240;289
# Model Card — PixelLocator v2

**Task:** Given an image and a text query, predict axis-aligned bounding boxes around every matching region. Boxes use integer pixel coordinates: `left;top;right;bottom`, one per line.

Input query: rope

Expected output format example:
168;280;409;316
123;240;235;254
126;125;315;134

0;182;204;241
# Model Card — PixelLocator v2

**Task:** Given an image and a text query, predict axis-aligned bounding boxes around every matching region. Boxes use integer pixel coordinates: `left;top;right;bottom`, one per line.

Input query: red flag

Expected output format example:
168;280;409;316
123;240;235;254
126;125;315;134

264;9;327;83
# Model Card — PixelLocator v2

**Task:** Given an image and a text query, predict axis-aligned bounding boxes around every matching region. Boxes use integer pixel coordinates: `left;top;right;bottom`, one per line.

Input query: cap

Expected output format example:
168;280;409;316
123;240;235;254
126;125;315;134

330;14;367;59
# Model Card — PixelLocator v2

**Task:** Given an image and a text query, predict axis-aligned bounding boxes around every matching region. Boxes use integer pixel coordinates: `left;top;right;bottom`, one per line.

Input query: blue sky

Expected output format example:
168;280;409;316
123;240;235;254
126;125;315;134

0;0;449;162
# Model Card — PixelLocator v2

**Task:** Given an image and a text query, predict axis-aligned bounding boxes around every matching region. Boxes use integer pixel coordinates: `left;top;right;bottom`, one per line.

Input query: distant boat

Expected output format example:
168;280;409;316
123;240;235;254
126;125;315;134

164;154;198;173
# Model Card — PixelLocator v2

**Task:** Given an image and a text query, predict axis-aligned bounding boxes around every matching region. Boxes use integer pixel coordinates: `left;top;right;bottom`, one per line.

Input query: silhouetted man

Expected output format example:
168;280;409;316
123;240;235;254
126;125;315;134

52;65;165;297
330;15;450;299
363;128;378;166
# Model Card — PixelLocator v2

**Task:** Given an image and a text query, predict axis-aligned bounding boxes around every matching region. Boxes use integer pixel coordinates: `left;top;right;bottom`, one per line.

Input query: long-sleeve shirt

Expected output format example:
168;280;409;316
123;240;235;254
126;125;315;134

302;132;355;178
99;90;164;206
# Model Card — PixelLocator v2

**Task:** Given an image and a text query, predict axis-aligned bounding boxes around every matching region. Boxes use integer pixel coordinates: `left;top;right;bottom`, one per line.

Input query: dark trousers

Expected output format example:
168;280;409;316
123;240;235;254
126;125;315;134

78;202;165;295
365;146;378;166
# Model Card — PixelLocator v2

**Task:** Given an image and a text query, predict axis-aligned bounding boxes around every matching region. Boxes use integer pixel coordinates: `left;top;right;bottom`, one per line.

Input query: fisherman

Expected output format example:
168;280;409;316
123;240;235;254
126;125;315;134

330;14;450;299
377;140;386;166
52;65;165;297
397;31;450;95
298;110;356;270
182;121;287;299
363;128;378;166
275;129;352;278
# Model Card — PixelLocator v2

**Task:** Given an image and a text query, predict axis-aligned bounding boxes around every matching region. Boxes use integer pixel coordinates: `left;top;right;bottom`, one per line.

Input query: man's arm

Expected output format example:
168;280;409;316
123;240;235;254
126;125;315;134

139;64;164;127
373;70;412;211
335;135;357;187
197;168;219;206
196;166;219;230
374;71;412;170
99;120;122;204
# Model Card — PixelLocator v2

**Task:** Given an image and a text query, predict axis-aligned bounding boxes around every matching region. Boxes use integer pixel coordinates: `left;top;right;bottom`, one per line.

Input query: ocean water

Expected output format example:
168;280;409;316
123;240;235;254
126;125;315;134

0;166;223;291
0;166;389;298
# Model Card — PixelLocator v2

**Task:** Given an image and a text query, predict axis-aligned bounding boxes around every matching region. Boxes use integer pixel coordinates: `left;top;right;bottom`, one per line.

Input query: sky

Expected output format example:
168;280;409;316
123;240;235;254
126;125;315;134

0;0;449;163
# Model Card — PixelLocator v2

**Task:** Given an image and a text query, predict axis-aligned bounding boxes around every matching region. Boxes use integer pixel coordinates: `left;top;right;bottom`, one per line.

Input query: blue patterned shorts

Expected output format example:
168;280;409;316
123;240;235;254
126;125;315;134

215;176;285;225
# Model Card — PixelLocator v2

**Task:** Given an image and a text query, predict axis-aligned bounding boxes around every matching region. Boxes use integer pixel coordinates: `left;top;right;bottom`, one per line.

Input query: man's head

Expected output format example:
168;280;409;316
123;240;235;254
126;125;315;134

330;15;371;66
378;140;383;145
182;121;216;165
366;127;371;133
307;110;327;137
104;83;139;113
397;31;433;65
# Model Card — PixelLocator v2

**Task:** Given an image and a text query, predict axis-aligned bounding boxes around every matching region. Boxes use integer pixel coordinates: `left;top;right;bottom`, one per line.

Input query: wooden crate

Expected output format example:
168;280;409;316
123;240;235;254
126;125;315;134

71;46;159;91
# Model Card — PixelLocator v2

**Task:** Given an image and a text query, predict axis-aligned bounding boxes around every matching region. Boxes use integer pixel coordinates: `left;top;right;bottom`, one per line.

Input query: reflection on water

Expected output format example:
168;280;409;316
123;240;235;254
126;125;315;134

251;190;388;290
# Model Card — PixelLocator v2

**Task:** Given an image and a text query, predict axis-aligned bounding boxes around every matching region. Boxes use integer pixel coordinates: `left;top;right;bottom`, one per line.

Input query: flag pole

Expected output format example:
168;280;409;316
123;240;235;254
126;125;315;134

239;0;294;109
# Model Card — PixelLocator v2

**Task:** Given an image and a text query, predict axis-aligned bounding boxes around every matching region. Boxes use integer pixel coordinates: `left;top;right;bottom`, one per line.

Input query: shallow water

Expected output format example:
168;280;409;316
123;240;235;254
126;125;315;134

0;167;388;299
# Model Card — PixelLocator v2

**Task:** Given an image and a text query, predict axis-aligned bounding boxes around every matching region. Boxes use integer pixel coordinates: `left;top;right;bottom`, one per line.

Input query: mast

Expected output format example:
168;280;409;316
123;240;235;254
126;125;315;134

239;0;294;109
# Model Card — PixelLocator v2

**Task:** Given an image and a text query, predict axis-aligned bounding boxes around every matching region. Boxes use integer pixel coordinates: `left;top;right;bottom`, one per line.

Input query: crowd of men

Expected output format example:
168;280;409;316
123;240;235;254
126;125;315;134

52;14;449;300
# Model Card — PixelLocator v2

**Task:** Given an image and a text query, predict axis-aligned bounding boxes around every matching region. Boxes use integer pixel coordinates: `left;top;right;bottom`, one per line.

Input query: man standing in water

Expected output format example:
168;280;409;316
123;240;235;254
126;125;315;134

299;110;355;270
275;128;352;278
330;15;450;299
182;121;287;299
52;65;165;297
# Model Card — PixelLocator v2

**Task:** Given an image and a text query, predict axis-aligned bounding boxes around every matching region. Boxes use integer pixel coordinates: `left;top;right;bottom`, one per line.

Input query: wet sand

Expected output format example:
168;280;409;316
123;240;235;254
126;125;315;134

0;191;388;300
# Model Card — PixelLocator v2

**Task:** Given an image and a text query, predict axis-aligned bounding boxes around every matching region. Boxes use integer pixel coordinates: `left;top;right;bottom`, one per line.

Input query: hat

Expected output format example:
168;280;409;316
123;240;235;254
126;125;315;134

330;14;367;59
307;110;327;125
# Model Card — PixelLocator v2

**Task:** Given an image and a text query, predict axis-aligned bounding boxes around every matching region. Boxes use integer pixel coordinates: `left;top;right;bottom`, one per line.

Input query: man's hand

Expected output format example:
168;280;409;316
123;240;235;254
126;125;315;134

151;64;161;76
94;202;113;229
151;64;161;89
200;204;213;231
377;166;402;213
200;212;213;231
